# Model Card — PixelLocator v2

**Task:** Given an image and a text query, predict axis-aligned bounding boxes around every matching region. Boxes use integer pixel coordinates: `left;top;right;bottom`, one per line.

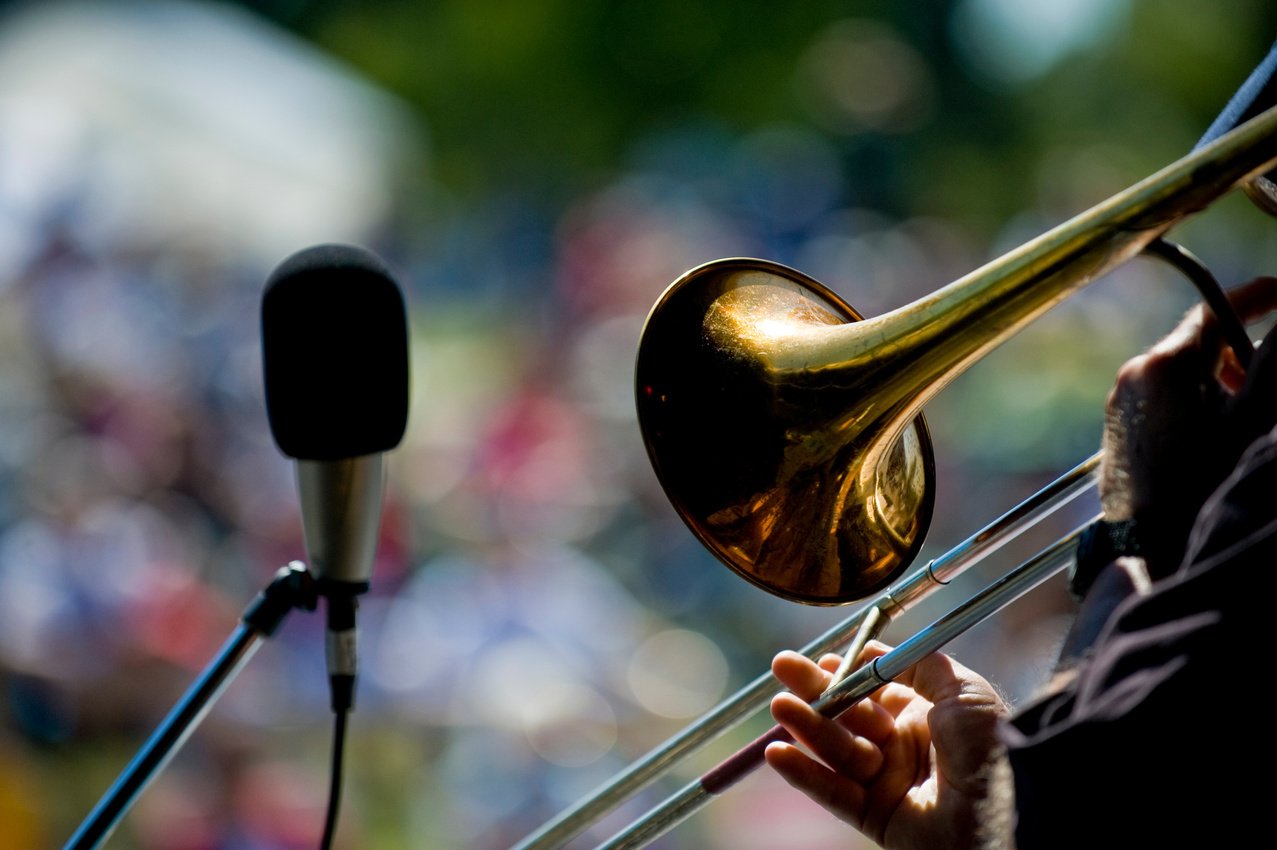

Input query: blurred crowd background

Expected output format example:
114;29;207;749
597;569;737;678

1;1;1275;848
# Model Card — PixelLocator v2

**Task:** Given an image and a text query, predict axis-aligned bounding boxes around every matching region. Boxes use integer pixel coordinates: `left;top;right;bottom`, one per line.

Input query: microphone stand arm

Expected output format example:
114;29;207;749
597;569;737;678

63;561;320;850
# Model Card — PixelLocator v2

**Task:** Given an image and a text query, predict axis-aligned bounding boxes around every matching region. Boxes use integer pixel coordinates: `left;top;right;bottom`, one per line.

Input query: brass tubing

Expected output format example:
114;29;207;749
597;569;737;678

588;104;1277;850
635;104;1277;605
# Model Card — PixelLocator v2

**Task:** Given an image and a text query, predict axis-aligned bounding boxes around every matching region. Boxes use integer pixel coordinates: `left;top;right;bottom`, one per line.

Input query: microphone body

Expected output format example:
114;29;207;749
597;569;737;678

260;242;409;712
296;456;385;593
298;456;384;707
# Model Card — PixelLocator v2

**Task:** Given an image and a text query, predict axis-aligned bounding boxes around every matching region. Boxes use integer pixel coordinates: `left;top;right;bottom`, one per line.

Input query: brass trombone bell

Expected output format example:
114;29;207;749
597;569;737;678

512;104;1277;850
635;103;1277;605
635;263;935;603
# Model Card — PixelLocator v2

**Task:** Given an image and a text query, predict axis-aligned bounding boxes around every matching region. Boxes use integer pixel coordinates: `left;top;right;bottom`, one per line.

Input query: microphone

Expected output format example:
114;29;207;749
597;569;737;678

260;243;410;711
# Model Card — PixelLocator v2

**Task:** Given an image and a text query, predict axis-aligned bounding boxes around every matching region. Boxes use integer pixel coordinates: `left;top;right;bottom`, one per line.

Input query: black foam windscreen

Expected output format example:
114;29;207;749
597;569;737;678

261;244;410;460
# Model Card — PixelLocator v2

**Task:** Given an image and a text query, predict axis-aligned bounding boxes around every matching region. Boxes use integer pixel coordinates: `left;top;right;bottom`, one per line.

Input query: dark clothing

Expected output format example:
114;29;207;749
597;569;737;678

1001;427;1276;848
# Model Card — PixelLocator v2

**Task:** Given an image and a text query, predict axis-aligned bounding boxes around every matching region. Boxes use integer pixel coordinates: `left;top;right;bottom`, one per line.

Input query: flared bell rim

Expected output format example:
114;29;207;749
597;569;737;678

634;257;937;605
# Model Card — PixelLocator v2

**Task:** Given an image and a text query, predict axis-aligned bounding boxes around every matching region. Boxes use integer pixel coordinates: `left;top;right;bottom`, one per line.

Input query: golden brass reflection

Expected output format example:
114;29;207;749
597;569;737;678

635;262;934;603
635;105;1277;605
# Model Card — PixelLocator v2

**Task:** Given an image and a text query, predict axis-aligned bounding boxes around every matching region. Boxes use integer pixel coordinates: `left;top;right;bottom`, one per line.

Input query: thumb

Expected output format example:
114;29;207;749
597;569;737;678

893;651;1001;708
901;653;1008;793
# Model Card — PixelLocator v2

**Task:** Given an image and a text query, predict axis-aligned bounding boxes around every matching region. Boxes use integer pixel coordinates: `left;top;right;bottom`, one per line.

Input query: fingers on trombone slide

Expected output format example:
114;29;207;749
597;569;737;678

770;605;884;700
765;605;892;774
769;603;887;708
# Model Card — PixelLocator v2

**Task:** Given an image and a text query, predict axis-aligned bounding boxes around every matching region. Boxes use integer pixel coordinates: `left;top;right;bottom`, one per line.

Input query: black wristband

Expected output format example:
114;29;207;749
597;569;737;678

1069;518;1142;601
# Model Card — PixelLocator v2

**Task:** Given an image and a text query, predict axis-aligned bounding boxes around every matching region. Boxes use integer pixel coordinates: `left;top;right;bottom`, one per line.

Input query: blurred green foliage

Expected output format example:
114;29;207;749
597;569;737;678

258;0;1277;228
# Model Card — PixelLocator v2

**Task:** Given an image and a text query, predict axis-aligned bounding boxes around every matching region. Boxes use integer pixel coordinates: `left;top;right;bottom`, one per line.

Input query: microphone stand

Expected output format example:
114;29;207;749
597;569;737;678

63;562;320;850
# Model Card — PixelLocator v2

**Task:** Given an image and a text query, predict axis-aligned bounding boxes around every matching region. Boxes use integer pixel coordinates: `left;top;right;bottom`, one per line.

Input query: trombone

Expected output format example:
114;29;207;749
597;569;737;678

515;103;1277;849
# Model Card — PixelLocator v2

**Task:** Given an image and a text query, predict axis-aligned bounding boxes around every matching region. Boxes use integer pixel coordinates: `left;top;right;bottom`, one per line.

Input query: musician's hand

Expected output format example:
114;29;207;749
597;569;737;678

765;643;1009;850
1099;275;1277;578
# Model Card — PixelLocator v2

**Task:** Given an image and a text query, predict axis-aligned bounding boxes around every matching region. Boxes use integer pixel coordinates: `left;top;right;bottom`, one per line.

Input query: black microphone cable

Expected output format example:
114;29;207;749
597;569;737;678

319;583;359;850
260;243;410;849
320;706;349;850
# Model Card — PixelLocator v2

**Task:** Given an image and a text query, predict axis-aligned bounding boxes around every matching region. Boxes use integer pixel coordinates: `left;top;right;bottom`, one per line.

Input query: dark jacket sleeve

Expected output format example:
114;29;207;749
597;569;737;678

999;428;1277;848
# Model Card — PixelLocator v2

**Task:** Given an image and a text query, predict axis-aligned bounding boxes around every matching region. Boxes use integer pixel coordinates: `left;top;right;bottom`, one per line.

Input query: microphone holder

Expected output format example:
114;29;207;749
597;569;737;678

63;562;321;850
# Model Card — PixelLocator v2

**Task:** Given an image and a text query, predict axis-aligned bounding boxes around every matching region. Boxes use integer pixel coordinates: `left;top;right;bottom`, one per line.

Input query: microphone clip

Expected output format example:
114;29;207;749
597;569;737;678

242;562;320;637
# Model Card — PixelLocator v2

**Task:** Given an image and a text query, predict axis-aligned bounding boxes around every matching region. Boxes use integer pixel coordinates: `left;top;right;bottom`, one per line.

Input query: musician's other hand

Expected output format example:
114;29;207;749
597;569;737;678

1099;275;1277;577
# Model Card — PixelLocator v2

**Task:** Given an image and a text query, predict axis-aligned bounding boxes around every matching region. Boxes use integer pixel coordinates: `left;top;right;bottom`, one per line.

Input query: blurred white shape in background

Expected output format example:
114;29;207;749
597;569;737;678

0;0;422;278
952;0;1131;85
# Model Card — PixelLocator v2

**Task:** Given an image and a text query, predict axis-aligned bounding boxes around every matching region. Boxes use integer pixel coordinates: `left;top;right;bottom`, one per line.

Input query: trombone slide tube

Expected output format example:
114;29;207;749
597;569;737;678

611;69;1277;850
513;456;1097;849
596;523;1089;850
